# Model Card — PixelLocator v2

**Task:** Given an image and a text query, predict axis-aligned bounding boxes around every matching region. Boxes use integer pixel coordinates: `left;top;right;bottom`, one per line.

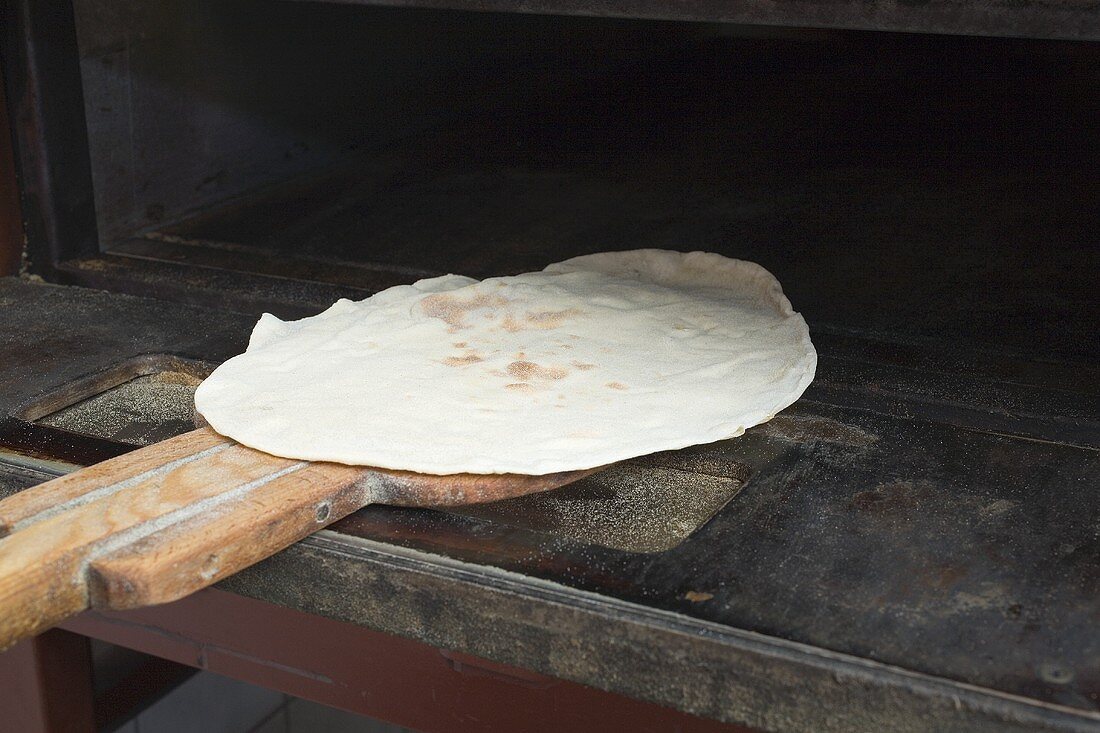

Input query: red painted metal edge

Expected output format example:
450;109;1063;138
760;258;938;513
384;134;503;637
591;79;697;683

61;588;751;733
0;629;95;733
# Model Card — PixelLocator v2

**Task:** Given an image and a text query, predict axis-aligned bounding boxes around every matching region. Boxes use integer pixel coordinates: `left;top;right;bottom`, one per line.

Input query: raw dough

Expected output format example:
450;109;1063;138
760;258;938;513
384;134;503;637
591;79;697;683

194;250;816;474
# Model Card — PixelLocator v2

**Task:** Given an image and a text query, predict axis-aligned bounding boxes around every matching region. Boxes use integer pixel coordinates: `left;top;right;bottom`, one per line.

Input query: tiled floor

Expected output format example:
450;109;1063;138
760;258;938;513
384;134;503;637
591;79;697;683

109;670;413;733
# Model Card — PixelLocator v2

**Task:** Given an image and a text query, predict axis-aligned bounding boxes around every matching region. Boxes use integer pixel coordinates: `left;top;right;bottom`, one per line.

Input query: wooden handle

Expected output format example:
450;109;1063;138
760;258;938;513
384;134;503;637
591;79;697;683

0;427;600;651
0;428;374;650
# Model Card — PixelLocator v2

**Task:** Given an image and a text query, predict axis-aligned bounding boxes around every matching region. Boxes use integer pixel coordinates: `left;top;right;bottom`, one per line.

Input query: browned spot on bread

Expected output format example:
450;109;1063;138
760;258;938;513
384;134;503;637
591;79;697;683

497;308;582;333
572;361;596;371
443;353;484;366
420;292;508;332
525;308;582;329
515;352;526;360
506;361;537;380
507;360;568;381
606;381;628;390
505;383;535;392
453;341;468;348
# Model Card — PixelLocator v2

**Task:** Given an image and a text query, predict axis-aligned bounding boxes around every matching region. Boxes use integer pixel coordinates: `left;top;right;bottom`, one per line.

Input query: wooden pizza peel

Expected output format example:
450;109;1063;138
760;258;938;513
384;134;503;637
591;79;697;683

0;427;597;650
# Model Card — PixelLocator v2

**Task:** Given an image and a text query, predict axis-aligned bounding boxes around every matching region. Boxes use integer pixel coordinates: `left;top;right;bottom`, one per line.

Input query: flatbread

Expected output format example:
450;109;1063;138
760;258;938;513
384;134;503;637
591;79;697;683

194;250;816;474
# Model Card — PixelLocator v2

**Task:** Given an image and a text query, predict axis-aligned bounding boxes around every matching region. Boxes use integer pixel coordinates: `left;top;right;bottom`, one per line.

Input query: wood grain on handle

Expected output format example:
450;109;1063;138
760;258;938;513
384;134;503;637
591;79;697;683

89;461;371;609
0;429;230;536
0;429;375;650
0;427;598;651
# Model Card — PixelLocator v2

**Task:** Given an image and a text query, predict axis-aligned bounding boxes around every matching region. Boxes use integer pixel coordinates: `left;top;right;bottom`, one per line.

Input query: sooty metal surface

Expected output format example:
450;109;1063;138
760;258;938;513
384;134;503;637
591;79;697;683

0;457;55;501
451;450;748;553
29;358;212;447
320;0;1100;40
332;400;1100;715
36;371;202;445
1;277;1098;730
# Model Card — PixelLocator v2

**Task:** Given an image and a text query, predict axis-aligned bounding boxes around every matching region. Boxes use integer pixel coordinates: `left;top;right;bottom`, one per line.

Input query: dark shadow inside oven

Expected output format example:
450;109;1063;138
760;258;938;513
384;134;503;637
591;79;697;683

66;2;1099;368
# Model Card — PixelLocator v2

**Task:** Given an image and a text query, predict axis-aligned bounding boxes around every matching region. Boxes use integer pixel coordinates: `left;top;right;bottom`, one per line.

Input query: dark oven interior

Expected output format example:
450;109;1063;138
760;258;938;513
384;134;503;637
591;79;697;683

22;1;1096;363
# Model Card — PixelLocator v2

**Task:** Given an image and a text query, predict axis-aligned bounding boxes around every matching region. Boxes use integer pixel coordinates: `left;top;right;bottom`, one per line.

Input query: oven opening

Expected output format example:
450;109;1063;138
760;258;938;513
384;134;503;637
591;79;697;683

65;4;1097;372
